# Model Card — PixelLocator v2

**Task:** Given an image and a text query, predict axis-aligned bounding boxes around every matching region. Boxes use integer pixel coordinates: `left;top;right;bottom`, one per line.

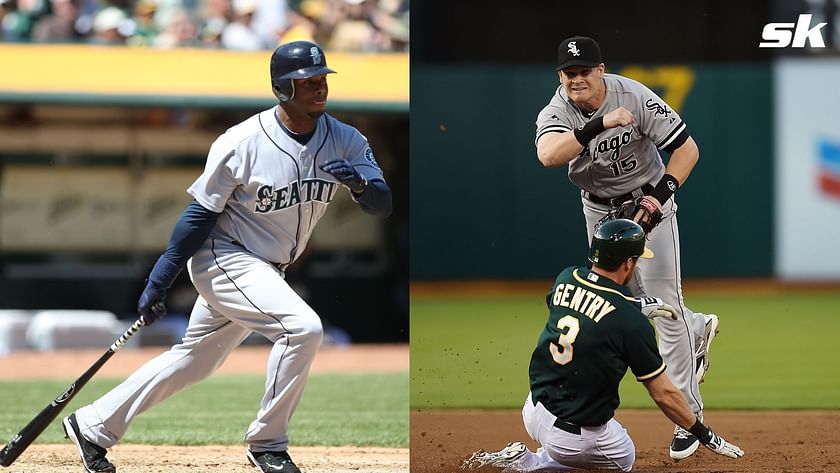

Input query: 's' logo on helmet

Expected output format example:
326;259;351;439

568;42;581;57
310;47;323;65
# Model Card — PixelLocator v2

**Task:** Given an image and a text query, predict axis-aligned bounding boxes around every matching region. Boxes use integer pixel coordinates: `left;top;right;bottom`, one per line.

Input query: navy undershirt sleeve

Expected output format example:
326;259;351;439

355;179;392;218
147;200;221;289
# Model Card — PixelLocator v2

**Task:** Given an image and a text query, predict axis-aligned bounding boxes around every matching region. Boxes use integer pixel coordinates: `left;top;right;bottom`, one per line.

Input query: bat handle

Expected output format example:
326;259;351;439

109;318;145;352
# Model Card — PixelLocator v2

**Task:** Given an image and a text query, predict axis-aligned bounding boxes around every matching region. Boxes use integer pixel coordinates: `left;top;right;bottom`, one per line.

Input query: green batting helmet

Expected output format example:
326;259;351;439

588;219;654;270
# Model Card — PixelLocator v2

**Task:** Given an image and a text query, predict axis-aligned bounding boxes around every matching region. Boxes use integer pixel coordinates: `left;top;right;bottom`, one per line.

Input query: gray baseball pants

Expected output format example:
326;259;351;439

582;196;707;415
73;237;323;452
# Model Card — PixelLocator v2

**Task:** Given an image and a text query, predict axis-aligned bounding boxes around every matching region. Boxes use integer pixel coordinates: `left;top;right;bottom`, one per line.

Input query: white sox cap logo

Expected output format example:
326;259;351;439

310;46;323;64
567;42;581;57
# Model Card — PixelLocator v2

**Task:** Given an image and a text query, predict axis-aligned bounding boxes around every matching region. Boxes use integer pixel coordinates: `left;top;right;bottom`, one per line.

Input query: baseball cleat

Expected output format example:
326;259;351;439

247;450;301;473
696;313;720;384
62;414;116;473
669;425;700;460
460;441;527;470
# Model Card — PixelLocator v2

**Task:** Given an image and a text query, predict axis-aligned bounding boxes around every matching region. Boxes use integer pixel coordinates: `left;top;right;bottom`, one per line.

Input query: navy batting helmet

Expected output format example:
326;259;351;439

588;219;654;270
270;41;336;102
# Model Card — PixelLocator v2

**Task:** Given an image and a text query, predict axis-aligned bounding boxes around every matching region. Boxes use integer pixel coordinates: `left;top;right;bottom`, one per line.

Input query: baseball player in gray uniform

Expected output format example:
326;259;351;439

534;36;718;460
61;41;392;473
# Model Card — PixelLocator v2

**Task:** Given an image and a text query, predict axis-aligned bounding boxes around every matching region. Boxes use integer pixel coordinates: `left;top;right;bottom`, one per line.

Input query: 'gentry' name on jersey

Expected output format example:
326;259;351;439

255;178;338;213
550;281;617;322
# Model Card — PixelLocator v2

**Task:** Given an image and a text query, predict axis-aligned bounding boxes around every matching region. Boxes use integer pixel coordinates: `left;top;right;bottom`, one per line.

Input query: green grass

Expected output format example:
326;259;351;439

0;372;408;447
411;291;840;410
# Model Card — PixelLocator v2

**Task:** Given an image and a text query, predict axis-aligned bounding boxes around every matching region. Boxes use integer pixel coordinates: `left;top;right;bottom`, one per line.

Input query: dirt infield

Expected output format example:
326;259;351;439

12;445;408;472
0;344;408;473
411;409;840;473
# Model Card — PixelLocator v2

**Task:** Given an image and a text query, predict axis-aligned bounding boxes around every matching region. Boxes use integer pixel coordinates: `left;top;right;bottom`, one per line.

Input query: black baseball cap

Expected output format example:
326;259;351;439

556;36;602;71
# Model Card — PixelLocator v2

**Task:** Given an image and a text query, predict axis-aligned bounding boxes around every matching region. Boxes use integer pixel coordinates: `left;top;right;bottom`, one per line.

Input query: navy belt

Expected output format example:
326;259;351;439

583;184;654;207
553;417;581;435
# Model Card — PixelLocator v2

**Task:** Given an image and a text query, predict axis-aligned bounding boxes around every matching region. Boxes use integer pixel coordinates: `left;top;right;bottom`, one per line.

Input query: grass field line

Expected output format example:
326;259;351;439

0;343;408;380
411;278;840;297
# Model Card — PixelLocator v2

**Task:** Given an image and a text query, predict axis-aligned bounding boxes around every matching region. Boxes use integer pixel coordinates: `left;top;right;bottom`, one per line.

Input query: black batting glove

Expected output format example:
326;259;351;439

320;159;367;194
702;430;744;458
690;420;744;459
137;279;167;325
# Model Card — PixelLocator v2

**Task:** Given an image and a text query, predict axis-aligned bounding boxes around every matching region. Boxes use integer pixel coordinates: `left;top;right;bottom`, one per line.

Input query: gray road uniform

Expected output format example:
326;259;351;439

535;73;707;416
74;108;386;453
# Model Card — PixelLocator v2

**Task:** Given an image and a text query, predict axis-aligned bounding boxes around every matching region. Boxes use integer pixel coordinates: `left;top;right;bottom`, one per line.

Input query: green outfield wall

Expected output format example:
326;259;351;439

410;64;773;280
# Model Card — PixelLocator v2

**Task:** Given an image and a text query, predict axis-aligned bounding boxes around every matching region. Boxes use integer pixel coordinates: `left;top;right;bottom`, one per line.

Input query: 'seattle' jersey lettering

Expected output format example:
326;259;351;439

529;266;665;427
535;74;687;197
188;108;385;266
255;179;338;213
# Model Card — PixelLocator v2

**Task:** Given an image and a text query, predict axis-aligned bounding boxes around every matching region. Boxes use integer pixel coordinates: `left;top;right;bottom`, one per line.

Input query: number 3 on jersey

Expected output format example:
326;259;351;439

549;315;580;365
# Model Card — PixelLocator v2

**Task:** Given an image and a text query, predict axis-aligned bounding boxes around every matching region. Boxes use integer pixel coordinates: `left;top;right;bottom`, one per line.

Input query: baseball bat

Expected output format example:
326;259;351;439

0;316;148;467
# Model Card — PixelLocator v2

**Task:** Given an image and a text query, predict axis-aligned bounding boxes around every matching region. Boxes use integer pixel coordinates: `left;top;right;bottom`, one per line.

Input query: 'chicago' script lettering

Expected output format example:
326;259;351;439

595;129;633;162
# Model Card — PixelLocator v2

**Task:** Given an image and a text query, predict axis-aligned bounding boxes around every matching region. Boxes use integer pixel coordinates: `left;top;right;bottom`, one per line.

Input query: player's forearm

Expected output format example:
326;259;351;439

354;179;392;218
644;374;696;430
652;389;697;430
537;132;584;168
664;136;699;185
148;200;220;288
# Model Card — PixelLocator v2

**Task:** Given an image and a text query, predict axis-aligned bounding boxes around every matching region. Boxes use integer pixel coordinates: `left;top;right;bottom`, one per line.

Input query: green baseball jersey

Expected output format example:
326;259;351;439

529;265;665;427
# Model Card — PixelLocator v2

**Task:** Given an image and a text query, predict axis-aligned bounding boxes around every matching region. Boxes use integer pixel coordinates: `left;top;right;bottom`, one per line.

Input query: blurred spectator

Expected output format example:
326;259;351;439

309;0;348;49
31;0;82;42
369;5;407;51
103;0;133;10
151;0;185;30
250;0;288;48
90;5;130;44
197;0;230;47
276;0;318;44
1;0;408;51
153;7;198;47
370;0;407;51
220;0;260;50
1;0;34;42
324;0;387;52
71;0;99;37
126;0;157;46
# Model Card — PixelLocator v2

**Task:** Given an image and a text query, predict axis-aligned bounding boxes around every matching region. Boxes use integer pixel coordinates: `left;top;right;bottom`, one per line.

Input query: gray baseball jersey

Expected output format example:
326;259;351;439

72;106;386;454
535;73;686;198
189;107;385;267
